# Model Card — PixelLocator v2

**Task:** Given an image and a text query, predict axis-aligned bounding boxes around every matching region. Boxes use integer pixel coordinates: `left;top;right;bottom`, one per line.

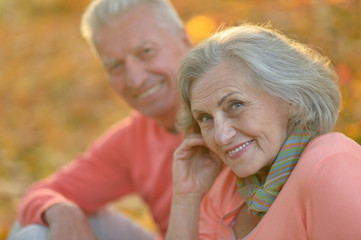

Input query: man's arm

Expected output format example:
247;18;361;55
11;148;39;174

42;202;97;240
17;119;135;226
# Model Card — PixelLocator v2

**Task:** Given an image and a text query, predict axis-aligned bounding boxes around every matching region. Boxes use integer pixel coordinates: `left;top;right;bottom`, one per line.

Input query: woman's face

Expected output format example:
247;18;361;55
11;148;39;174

190;63;290;179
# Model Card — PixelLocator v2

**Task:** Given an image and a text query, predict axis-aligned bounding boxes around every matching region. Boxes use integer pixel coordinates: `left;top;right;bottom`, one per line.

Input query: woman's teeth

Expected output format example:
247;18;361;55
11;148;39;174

228;141;250;154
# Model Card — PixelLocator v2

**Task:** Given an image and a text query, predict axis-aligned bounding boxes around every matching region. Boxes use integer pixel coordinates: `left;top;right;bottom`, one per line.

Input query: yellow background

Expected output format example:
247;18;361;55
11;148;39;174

1;0;360;237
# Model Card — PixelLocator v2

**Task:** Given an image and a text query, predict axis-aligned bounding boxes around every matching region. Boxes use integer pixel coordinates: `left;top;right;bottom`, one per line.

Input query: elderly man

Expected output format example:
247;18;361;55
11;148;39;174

8;0;191;239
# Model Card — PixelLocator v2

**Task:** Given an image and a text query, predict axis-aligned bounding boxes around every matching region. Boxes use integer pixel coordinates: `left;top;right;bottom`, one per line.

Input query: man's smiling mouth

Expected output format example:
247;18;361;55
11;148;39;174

137;82;163;99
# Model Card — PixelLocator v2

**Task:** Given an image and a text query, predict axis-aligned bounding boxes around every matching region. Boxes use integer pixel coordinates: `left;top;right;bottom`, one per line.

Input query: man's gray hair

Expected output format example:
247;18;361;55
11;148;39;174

178;23;341;136
81;0;184;46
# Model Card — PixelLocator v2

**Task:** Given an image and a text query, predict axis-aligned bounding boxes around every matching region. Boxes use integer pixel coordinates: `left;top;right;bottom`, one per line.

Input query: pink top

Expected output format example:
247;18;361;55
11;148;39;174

199;132;361;239
18;111;183;237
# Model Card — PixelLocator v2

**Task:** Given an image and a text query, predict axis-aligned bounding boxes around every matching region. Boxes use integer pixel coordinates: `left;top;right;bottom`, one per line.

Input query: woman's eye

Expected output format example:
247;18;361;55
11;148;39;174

197;115;211;123
231;101;243;110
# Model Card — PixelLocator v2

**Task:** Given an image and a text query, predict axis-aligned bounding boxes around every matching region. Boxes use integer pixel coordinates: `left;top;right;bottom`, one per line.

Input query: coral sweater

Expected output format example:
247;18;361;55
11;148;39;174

199;133;361;239
18;111;183;237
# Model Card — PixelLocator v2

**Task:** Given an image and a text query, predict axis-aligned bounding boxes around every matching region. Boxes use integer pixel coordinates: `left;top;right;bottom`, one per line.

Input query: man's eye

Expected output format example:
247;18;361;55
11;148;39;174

139;47;155;59
108;61;124;73
143;48;152;53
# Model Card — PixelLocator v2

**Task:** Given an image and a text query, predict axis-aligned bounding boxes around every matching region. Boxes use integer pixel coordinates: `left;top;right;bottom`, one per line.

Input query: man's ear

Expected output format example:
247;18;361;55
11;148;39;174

180;29;193;48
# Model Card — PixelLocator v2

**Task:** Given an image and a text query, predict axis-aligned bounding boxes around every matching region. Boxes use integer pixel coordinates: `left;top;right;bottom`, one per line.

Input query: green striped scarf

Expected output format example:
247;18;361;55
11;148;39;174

236;129;314;217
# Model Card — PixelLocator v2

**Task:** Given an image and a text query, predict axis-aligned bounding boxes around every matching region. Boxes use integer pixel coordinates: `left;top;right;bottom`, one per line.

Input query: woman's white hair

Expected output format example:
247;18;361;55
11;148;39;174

81;0;184;47
178;23;341;136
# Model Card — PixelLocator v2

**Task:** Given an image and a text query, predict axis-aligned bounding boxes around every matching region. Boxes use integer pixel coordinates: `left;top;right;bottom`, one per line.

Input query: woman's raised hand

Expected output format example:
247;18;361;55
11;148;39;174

166;134;223;240
172;134;223;199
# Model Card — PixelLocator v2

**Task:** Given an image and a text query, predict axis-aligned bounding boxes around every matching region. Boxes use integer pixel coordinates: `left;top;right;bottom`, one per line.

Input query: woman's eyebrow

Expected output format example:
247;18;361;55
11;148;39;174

191;91;243;114
217;92;241;107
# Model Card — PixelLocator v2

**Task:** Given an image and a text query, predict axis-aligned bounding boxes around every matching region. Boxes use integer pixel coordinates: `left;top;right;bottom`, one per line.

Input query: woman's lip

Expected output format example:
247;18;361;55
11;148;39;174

225;140;253;154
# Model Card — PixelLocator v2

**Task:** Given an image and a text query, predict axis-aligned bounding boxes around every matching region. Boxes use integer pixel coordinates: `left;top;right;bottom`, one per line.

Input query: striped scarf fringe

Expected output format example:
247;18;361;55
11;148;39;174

236;129;314;217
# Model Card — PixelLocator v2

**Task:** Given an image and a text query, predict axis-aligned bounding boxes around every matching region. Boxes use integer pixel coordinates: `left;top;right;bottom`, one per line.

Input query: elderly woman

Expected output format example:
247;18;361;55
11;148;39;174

166;24;361;240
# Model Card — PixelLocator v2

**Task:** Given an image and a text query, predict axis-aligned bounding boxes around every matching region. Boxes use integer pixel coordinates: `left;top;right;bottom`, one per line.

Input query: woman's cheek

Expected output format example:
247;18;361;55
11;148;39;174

202;132;217;153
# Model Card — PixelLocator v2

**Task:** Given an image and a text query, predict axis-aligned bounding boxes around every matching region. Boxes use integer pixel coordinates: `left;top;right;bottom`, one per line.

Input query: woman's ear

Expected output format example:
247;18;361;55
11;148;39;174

287;101;298;132
287;101;297;116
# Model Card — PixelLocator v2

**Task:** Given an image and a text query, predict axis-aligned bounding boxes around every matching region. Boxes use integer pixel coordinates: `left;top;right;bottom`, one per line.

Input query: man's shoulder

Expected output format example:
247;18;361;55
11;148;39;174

97;110;180;146
105;111;156;134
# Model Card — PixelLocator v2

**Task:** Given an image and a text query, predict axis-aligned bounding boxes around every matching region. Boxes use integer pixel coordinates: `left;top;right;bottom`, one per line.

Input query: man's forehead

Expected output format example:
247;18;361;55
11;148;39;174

100;39;151;63
96;20;166;49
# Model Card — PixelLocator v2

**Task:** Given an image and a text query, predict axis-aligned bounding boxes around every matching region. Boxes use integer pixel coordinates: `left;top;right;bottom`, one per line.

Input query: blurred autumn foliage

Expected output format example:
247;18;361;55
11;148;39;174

0;0;360;238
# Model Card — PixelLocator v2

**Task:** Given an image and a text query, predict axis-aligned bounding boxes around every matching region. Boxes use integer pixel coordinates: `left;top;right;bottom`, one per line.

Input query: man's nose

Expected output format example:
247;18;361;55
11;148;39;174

214;117;236;146
125;57;147;88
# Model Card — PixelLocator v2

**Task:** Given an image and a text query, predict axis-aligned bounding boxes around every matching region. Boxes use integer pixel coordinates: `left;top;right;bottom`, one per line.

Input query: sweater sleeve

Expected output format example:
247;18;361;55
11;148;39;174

18;119;136;226
308;152;361;239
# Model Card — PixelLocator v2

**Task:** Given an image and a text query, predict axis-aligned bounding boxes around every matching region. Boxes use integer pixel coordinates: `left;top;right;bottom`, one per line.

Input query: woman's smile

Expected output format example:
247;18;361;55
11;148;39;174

225;140;253;160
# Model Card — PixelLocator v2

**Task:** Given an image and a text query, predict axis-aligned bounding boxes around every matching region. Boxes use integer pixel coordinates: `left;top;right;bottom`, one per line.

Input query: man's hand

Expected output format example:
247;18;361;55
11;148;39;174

43;203;97;240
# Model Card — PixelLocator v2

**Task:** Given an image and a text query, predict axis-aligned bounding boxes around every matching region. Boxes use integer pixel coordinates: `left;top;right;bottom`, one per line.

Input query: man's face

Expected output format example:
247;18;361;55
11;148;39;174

94;6;191;119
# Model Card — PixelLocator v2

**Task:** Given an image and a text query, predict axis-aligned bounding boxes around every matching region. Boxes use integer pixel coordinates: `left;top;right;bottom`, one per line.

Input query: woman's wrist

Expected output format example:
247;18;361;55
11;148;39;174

172;193;203;205
166;195;202;240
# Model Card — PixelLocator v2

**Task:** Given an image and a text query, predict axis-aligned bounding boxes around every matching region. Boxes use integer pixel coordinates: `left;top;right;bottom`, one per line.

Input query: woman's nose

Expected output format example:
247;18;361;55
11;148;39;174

214;117;236;145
